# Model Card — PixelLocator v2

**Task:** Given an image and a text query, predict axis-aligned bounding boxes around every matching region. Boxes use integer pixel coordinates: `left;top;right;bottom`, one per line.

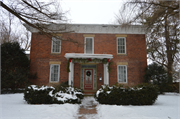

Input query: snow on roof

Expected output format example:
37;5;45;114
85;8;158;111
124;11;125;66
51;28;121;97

24;23;145;34
64;53;113;60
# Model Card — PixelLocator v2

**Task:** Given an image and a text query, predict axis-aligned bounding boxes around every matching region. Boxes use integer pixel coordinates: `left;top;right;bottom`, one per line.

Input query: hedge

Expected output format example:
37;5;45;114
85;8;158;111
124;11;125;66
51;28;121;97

24;85;84;104
94;83;159;105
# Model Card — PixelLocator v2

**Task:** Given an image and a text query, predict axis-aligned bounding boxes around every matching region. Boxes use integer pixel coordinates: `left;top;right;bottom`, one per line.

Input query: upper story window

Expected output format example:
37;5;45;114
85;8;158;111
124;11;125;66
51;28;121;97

51;37;61;53
117;37;126;54
85;37;94;54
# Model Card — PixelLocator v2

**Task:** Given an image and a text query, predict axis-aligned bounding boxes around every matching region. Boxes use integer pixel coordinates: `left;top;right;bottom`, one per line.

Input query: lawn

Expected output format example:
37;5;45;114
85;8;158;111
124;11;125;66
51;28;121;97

0;93;179;119
96;93;180;119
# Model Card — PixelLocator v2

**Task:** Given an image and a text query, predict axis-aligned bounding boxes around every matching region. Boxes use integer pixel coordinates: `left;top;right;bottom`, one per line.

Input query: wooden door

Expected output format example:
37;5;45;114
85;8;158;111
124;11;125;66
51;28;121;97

84;69;93;90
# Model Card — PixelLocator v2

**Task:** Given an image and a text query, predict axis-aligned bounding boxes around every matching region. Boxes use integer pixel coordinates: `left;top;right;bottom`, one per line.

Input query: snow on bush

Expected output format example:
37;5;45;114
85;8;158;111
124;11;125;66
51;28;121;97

24;85;84;104
94;83;159;105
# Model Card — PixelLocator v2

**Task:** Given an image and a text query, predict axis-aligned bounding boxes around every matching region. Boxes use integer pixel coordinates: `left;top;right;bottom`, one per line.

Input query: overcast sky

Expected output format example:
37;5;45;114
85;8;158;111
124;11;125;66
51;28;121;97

61;0;126;24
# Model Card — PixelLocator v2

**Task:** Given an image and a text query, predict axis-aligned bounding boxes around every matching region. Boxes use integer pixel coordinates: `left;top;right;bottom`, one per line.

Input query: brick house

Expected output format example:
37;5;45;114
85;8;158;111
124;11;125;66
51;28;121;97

25;24;147;93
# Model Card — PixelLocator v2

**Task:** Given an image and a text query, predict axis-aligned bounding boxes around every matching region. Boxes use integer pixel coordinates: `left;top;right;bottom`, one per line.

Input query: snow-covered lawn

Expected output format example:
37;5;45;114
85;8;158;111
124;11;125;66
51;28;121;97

97;93;180;119
0;94;79;119
0;93;179;119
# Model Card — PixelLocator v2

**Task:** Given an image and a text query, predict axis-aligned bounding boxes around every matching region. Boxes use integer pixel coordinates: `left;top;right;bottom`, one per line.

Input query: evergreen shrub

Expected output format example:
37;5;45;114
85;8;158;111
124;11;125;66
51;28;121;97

144;63;168;93
1;42;30;92
1;42;37;93
24;85;84;104
168;82;179;93
94;83;159;105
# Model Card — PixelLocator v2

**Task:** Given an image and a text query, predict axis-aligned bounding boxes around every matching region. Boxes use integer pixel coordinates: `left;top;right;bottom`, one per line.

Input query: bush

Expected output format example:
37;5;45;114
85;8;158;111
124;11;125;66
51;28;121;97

1;42;33;93
24;85;84;104
94;83;159;105
167;82;179;93
24;85;54;104
144;63;168;94
1;88;25;94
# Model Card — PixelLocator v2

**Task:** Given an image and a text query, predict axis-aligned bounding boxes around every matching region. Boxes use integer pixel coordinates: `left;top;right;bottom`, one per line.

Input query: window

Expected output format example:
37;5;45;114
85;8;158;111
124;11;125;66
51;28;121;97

117;37;126;54
85;37;94;54
51;37;61;53
49;64;60;82
117;65;127;83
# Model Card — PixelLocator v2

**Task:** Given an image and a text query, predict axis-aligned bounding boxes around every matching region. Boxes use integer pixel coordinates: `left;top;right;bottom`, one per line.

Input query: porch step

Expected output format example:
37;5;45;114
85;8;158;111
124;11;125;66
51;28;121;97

83;90;97;96
84;94;94;96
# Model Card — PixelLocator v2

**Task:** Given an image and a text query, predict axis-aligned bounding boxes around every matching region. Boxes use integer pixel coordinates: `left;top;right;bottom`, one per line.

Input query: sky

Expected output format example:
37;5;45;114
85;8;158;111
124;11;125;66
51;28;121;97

60;0;126;24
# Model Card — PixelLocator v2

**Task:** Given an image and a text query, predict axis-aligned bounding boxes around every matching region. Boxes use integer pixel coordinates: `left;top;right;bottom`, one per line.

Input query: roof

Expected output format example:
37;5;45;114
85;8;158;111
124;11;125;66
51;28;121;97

24;23;145;34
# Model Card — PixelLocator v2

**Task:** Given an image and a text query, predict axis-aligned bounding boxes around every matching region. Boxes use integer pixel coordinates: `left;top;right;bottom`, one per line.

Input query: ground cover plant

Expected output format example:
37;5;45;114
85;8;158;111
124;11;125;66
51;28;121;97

24;85;84;104
95;83;159;105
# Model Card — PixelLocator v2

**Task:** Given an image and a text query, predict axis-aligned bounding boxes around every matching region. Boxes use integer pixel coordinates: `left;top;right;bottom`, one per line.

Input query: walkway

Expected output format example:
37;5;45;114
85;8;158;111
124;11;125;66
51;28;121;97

77;96;99;119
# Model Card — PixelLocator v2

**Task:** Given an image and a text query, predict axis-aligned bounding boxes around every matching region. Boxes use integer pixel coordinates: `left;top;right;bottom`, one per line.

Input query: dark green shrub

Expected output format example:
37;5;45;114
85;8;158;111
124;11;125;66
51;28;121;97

1;42;30;92
1;88;25;94
94;84;159;105
24;85;84;104
144;63;168;94
24;85;55;104
167;82;179;93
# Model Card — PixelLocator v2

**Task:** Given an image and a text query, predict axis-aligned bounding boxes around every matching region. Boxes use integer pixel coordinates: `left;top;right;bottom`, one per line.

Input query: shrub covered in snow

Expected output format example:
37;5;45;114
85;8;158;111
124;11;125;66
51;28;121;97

94;84;159;105
24;85;84;104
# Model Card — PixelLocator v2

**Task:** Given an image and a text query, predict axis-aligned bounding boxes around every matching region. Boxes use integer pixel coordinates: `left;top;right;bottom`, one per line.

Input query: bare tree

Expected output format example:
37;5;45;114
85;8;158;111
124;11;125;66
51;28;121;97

18;30;31;50
115;4;139;25
0;5;31;50
0;0;77;44
0;11;19;43
116;0;180;82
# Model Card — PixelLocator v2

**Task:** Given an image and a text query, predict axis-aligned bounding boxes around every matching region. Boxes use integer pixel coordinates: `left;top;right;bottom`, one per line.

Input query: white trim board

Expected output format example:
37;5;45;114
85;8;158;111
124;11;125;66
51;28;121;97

64;53;113;60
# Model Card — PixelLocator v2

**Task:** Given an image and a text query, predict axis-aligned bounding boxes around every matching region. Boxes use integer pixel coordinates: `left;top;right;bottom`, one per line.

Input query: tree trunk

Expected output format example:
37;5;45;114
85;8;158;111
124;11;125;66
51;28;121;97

165;16;173;83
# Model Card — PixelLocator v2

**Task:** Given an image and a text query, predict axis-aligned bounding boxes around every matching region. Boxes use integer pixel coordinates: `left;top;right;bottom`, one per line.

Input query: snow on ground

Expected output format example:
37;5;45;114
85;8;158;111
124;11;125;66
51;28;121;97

0;93;179;119
97;93;180;119
0;93;79;119
80;96;98;108
78;96;99;119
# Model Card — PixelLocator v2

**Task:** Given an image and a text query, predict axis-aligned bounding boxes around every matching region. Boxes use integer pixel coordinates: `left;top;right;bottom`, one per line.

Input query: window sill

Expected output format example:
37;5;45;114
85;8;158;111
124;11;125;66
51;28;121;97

51;53;61;55
49;81;59;83
117;53;127;55
118;82;128;84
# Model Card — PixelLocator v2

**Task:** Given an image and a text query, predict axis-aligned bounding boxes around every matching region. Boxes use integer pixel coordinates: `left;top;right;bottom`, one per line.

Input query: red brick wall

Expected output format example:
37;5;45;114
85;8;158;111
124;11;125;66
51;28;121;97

30;33;147;88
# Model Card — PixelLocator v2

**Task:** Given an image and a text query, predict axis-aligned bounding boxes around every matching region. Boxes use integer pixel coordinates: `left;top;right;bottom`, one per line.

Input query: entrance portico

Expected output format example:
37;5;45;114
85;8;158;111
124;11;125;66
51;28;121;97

65;53;113;90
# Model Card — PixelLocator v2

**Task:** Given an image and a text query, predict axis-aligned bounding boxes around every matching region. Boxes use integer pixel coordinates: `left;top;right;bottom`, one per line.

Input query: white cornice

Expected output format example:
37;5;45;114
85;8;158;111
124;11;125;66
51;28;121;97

64;53;113;60
24;23;145;34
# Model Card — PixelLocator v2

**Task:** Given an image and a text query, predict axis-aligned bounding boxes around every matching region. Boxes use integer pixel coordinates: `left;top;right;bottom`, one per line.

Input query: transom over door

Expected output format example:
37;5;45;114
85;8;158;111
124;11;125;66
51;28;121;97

84;69;93;90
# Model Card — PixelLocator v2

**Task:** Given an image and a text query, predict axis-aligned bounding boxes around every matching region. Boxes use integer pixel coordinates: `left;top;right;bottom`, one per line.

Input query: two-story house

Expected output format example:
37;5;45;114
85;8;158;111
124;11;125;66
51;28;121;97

25;24;147;93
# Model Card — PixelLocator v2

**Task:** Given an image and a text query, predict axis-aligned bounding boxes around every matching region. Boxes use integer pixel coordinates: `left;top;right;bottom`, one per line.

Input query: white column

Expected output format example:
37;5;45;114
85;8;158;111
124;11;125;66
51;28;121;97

106;63;109;85
103;63;109;85
71;63;74;86
68;62;72;86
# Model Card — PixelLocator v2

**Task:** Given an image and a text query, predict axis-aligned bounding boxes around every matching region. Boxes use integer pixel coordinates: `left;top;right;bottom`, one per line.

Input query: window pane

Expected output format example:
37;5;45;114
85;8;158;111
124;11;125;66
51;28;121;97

117;38;125;54
86;38;93;53
50;65;59;82
118;66;127;83
52;37;61;53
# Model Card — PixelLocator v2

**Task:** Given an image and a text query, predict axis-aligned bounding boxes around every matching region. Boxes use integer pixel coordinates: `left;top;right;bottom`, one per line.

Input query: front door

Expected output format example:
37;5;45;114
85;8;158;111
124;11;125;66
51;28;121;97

84;69;93;90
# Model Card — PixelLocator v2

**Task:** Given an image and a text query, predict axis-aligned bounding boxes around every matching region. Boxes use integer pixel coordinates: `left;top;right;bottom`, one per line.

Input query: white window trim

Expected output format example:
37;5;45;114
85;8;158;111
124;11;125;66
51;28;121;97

117;37;126;54
49;64;60;82
51;37;61;53
117;65;127;83
84;37;94;54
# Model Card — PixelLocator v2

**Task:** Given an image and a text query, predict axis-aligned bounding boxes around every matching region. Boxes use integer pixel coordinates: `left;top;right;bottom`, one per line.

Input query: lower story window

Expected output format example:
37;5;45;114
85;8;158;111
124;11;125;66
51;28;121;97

117;65;127;83
49;64;60;82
